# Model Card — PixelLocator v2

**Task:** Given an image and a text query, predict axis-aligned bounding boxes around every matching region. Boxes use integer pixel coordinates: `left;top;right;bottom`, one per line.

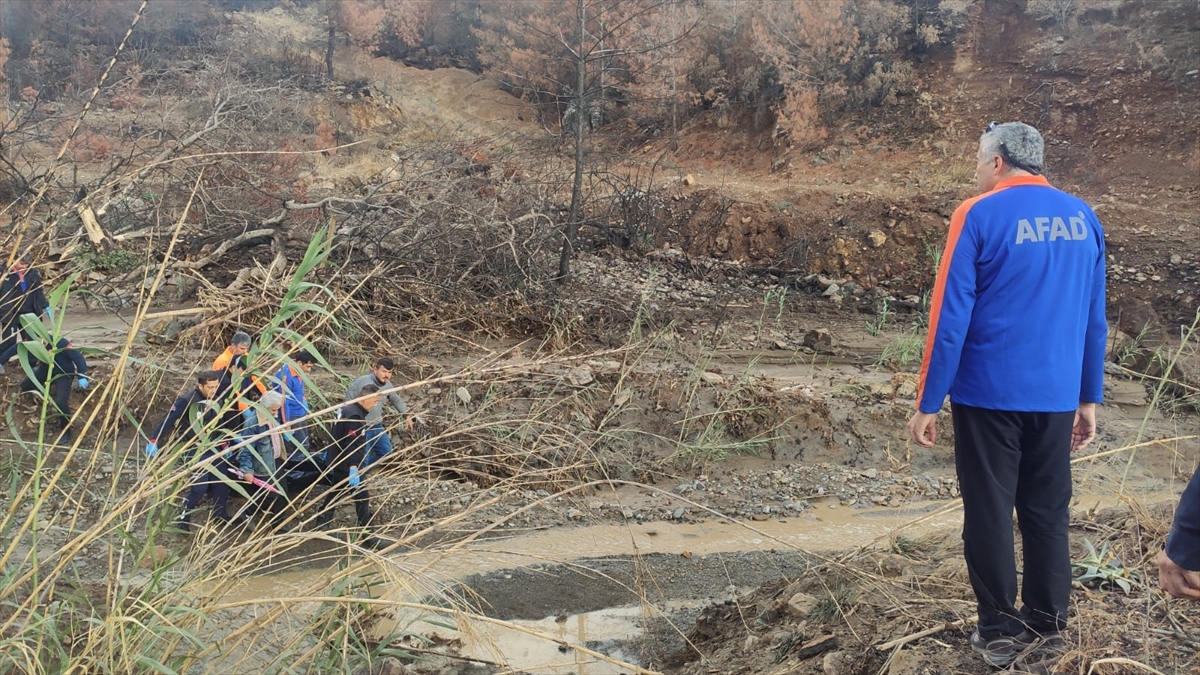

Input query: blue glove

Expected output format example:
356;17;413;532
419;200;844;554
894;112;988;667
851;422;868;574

44;307;52;321
145;442;159;458
77;377;89;389
348;467;361;488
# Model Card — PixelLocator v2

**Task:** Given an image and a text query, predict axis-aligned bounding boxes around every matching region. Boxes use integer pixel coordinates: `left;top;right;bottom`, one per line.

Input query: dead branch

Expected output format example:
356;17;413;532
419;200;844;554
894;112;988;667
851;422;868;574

876;617;972;651
169;228;275;270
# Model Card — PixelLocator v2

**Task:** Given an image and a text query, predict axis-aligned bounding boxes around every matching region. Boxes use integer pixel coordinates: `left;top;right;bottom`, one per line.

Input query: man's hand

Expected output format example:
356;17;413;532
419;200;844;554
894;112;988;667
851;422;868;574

907;412;938;448
1157;550;1200;600
348;467;361;488
1071;403;1097;452
404;416;414;433
244;472;256;485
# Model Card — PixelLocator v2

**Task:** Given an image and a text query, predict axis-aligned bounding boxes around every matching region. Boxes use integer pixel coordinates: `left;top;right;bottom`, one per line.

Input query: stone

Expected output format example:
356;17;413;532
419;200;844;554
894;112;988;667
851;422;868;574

887;649;923;675
742;634;760;652
868;230;887;248
567;367;594;386
804;329;834;351
823;650;855;675
673;507;686;519
822;283;841;297
700;371;726;385
682;173;695;186
786;592;819;617
1170;254;1183;265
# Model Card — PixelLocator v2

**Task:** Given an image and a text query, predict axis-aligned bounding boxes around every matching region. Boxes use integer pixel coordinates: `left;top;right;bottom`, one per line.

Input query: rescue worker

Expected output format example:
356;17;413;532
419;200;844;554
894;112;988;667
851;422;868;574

906;122;1106;667
17;337;88;441
317;383;386;550
146;371;228;532
213;330;267;407
0;254;50;374
344;357;424;468
275;350;317;448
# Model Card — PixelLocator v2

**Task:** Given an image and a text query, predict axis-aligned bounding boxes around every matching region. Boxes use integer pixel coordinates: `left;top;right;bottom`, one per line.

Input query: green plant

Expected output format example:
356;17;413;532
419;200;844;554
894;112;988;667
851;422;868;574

1072;539;1140;594
76;244;142;273
866;297;891;336
875;325;925;370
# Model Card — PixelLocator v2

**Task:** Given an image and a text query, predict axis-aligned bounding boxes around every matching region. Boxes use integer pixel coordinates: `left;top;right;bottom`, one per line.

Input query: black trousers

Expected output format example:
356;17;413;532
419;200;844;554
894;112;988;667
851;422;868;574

318;469;373;528
182;447;233;521
20;375;72;428
952;403;1074;638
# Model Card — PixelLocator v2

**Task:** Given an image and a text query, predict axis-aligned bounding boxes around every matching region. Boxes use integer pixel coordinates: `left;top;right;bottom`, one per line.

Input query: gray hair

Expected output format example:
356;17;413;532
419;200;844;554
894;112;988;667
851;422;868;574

231;331;252;347
255;390;285;427
258;391;284;409
980;122;1044;175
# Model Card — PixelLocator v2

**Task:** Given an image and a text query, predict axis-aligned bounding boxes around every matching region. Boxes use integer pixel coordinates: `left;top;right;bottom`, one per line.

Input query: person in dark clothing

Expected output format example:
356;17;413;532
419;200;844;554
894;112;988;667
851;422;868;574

1158;471;1200;600
316;383;386;549
146;371;227;532
215;356;258;440
0;256;50;374
18;338;88;441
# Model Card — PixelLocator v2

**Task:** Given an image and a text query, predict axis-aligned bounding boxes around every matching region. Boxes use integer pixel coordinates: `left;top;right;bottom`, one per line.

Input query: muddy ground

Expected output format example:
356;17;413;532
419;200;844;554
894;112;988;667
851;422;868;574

3;2;1199;674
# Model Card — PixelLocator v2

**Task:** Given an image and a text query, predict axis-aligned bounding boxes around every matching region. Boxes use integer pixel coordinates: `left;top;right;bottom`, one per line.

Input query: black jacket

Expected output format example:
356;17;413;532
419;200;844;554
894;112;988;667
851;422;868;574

215;367;258;433
328;402;369;472
151;389;216;447
0;268;48;329
27;345;87;383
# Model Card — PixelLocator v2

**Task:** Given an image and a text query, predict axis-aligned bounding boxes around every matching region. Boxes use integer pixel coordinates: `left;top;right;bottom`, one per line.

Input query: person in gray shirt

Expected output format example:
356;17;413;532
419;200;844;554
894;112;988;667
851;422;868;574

344;357;423;467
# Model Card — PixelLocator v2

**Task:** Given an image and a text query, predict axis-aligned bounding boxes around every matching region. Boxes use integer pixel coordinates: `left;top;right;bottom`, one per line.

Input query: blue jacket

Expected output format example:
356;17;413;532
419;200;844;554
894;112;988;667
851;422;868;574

274;364;308;425
916;175;1107;414
1167;471;1200;571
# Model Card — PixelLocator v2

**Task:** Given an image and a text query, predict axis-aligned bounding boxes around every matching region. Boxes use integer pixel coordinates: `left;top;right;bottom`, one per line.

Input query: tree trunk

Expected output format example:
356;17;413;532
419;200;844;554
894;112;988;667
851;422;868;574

558;0;587;282
326;19;336;79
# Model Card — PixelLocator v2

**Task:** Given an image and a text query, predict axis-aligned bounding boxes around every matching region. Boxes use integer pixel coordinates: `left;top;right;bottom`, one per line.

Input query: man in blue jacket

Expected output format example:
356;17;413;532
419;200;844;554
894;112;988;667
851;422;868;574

1158;471;1200;600
275;350;318;448
906;122;1107;668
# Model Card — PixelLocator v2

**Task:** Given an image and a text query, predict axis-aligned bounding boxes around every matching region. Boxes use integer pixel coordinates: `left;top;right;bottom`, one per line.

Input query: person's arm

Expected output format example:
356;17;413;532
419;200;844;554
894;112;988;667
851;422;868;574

386;388;409;415
28;269;49;317
1167;472;1200;572
1080;225;1107;405
915;206;980;414
151;394;189;443
346;415;369;468
67;349;87;376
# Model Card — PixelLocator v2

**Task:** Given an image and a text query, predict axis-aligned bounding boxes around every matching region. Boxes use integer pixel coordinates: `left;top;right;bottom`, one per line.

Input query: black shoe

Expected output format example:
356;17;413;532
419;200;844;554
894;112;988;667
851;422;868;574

1015;629;1065;656
970;630;1017;668
361;535;389;551
172;515;192;534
